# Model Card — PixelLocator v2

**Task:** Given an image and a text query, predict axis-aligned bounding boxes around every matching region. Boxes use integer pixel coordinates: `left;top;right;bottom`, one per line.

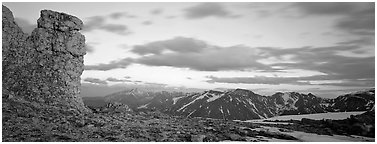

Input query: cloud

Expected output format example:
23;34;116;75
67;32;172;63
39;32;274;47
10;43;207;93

258;46;375;85
293;2;374;35
109;12;137;19
335;11;374;36
207;75;374;87
142;21;153;25
135;47;270;71
83;78;108;85
184;3;240;19
336;37;374;46
100;24;130;35
84;58;133;71
109;12;124;19
82;16;131;35
83;36;374;88
14;17;36;34
131;37;272;71
166;15;177;19
151;8;163;15
129;37;373;76
106;77;132;82
84;37;272;71
293;2;360;16
131;36;375;87
131;37;207;55
207;75;309;85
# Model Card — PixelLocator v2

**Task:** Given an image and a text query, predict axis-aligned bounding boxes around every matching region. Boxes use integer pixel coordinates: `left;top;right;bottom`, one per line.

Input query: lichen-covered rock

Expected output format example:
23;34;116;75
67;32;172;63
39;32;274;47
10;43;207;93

2;5;29;97
37;10;83;32
2;5;88;112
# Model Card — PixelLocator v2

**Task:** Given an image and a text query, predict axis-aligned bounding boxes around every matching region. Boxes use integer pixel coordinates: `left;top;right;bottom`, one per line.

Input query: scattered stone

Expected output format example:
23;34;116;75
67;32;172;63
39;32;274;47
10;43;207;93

191;135;206;142
226;133;244;141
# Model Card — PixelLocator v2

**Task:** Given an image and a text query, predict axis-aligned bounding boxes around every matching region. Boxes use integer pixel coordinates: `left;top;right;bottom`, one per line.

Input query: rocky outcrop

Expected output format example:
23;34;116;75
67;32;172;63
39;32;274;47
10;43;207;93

2;5;28;97
2;5;88;112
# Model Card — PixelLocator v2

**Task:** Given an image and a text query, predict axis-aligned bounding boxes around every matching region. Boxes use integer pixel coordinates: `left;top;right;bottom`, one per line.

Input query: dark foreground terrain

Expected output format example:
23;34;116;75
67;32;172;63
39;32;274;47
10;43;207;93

2;96;295;142
2;96;374;142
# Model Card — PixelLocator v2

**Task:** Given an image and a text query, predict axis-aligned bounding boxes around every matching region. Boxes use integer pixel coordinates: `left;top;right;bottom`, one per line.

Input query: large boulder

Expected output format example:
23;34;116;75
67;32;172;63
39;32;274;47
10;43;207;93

2;5;88;112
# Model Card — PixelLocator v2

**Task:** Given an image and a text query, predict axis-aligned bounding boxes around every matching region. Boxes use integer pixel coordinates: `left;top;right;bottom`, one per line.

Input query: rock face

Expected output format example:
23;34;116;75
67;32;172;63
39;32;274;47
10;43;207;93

2;5;88;112
329;88;375;112
270;92;328;115
2;5;28;97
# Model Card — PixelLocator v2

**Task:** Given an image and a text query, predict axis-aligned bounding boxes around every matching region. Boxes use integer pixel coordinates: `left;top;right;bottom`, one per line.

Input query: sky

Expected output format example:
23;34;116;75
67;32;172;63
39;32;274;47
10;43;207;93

3;2;375;98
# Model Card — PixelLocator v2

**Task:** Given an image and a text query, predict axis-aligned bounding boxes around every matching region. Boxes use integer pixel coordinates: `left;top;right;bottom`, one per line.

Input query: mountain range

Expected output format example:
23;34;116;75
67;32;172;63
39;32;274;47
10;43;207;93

83;88;375;120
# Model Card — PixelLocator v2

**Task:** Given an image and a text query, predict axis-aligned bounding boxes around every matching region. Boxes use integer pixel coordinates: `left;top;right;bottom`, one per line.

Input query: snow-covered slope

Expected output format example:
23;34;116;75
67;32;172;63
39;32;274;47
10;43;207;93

156;88;374;120
329;88;375;112
165;89;278;120
270;92;328;115
100;88;375;121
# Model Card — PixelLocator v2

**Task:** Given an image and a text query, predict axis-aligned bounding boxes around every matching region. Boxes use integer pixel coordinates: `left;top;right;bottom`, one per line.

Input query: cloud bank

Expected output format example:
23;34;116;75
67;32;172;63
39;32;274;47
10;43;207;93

184;3;240;19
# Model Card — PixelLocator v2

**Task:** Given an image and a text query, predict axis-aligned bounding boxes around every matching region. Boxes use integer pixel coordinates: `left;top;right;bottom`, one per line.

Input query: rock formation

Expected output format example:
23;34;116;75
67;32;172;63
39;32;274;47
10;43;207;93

2;5;88;112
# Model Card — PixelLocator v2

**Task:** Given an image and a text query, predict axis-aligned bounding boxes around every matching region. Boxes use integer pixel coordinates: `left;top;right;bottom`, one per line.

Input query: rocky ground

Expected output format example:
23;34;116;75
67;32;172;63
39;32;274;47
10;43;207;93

2;96;297;142
2;96;375;142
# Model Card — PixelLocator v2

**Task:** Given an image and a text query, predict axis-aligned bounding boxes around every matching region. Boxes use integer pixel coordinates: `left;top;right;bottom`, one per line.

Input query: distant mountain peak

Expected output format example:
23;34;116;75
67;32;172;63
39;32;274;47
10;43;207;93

87;88;375;121
225;88;255;95
129;88;142;94
204;90;223;94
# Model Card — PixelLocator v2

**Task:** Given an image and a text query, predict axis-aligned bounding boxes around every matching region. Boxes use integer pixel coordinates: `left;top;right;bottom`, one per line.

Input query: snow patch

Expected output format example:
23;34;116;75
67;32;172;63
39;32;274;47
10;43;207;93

177;100;195;111
177;94;207;111
321;103;330;107
187;110;196;117
172;96;184;105
281;92;298;109
246;99;264;119
365;101;374;106
137;103;149;109
206;93;224;102
282;93;291;103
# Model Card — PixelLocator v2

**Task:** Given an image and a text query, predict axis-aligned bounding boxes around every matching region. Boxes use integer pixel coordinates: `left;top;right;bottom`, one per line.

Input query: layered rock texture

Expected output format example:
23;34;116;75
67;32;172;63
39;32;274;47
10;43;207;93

2;5;87;112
